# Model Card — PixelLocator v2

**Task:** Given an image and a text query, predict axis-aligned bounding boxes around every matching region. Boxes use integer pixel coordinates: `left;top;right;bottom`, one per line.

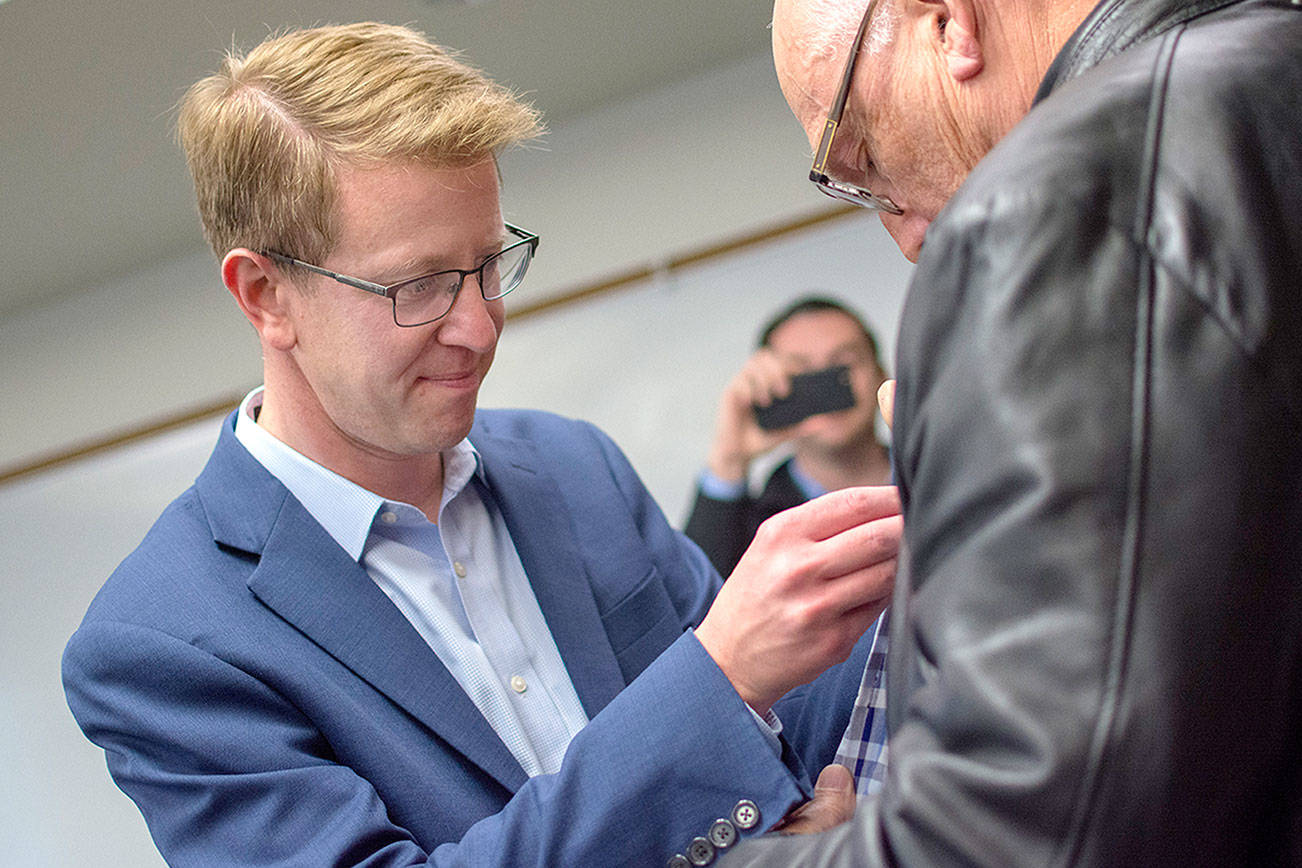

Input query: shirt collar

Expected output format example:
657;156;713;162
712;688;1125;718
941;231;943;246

233;387;485;561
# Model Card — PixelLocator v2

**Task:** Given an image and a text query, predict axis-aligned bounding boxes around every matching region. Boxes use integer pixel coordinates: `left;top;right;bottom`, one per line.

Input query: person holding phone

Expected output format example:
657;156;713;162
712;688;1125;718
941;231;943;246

684;296;896;799
685;296;891;578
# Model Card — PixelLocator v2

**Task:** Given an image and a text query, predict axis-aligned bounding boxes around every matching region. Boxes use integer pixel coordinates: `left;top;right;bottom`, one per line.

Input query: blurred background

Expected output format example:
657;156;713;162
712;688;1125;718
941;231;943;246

0;0;913;862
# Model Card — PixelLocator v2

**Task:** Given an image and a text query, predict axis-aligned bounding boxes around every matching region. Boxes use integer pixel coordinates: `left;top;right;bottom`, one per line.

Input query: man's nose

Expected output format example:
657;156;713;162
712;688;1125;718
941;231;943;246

437;274;500;352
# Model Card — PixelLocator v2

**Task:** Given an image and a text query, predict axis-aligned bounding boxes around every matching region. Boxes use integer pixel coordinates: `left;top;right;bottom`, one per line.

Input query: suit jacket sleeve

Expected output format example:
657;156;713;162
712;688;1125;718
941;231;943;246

64;414;865;867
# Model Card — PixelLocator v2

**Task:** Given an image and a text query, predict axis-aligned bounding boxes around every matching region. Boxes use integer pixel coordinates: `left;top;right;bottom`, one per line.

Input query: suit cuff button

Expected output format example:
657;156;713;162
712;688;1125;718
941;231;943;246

731;799;761;830
709;817;738;848
687;836;716;865
668;855;691;868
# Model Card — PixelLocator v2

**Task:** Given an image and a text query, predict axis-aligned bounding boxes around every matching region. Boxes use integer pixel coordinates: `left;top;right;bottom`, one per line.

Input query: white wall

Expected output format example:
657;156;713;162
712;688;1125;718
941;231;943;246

0;51;914;866
0;424;220;867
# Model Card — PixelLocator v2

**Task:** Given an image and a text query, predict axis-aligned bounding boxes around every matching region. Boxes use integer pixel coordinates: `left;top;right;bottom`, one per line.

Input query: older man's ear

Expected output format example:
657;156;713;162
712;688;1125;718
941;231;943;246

919;0;984;81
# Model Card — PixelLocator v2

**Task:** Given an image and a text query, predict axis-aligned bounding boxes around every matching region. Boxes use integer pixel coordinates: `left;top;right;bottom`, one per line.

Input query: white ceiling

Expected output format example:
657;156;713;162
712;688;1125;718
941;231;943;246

0;0;773;318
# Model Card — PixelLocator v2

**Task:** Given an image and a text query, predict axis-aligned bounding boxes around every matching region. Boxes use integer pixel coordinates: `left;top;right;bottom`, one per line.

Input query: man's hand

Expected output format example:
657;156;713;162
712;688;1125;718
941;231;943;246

706;349;800;483
772;764;857;835
695;485;901;714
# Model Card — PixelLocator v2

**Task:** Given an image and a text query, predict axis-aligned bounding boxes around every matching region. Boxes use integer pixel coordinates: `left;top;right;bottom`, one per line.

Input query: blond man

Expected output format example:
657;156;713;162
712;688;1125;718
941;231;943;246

62;22;902;867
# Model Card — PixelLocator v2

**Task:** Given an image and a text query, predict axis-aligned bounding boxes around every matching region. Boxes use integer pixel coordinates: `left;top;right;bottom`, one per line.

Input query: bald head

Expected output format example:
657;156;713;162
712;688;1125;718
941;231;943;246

771;0;1097;260
772;0;888;123
777;0;900;58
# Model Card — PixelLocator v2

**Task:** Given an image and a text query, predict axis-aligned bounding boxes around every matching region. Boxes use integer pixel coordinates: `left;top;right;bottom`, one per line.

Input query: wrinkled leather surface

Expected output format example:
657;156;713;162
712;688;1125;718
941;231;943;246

726;0;1302;864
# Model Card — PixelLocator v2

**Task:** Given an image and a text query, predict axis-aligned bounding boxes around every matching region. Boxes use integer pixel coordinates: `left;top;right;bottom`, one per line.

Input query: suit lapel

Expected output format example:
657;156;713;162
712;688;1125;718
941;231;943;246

475;431;627;718
199;418;527;793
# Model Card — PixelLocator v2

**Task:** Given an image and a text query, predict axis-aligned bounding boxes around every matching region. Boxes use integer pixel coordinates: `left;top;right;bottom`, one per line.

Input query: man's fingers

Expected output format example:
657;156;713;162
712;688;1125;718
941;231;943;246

740;350;792;405
763;485;901;541
813;763;855;799
814;513;902;578
820;557;897;617
877;379;896;430
756;351;793;399
774;764;857;835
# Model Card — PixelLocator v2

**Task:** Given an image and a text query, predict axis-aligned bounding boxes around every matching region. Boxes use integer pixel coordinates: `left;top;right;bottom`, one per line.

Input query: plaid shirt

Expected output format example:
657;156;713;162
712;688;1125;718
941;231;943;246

834;608;889;795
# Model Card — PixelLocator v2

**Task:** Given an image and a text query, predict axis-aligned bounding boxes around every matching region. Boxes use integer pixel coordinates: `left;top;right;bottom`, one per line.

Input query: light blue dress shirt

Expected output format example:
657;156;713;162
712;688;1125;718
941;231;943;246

233;389;589;777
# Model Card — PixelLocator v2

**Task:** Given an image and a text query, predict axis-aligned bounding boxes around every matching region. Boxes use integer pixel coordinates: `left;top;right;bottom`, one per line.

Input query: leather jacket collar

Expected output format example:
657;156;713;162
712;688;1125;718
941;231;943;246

1035;0;1243;103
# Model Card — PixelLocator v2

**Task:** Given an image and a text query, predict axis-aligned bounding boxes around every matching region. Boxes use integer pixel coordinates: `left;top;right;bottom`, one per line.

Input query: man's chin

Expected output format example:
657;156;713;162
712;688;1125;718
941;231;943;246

796;423;851;450
392;395;479;455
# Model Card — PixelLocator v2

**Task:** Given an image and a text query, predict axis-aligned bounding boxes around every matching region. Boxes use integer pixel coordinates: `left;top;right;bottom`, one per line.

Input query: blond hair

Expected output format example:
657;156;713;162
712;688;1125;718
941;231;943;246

177;22;542;262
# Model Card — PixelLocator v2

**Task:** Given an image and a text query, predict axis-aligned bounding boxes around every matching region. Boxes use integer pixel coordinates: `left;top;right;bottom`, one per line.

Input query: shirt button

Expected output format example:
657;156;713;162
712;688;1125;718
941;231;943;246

731;799;760;830
453;561;467;578
380;511;398;524
708;818;738;848
686;836;715;865
510;675;527;694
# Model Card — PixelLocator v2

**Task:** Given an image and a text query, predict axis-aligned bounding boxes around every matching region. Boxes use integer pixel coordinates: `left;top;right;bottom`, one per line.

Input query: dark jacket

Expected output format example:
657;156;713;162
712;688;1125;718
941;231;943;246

728;0;1302;864
684;460;807;577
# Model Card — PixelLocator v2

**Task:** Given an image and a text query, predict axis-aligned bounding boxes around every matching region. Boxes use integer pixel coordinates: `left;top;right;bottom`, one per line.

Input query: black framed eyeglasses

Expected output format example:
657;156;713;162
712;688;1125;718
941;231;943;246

264;223;539;327
808;0;903;215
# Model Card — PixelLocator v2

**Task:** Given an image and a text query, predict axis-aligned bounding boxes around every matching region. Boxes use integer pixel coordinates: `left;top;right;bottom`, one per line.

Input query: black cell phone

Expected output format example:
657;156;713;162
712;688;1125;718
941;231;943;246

753;365;856;430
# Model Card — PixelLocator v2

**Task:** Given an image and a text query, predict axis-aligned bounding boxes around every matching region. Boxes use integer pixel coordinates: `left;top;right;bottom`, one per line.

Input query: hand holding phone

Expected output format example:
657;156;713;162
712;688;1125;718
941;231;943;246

753;365;856;430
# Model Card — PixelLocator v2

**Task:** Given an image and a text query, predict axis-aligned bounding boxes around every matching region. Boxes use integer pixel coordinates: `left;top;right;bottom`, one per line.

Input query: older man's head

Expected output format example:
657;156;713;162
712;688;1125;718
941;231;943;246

771;0;1094;260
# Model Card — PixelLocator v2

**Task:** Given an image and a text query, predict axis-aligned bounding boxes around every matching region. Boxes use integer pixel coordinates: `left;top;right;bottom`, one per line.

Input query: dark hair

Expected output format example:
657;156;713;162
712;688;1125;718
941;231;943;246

757;295;882;366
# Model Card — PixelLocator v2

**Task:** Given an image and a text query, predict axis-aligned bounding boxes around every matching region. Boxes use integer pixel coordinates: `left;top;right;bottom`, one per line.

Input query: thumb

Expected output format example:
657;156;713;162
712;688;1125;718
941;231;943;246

774;764;857;835
877;379;896;431
812;763;855;801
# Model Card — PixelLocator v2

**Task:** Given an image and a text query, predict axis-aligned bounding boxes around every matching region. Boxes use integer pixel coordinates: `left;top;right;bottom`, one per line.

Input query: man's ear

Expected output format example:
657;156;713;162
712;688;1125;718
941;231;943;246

221;249;298;351
922;0;983;81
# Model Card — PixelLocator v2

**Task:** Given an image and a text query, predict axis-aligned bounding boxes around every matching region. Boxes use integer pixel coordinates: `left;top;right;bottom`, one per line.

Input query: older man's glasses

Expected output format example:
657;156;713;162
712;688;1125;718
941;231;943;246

808;0;903;215
264;223;539;327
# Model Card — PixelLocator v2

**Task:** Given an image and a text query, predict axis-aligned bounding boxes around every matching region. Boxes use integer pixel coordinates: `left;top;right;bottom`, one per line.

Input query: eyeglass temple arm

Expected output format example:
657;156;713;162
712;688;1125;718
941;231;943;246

504;222;539;250
263;251;390;298
812;0;877;178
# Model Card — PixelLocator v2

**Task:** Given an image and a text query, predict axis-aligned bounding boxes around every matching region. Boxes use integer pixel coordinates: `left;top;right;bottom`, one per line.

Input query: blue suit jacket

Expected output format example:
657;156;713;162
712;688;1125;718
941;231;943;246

63;409;870;866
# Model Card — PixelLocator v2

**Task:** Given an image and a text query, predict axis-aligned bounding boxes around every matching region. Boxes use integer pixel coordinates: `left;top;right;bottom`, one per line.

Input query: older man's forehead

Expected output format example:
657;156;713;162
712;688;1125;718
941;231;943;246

776;64;839;152
777;0;893;106
773;20;836;119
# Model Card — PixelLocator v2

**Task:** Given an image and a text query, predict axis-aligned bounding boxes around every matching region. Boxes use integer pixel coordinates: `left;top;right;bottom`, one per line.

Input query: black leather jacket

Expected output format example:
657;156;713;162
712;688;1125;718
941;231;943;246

728;0;1302;864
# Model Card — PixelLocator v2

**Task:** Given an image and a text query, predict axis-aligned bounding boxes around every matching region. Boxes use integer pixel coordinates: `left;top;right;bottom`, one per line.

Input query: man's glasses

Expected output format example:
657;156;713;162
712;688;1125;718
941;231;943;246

264;223;539;327
808;0;903;214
